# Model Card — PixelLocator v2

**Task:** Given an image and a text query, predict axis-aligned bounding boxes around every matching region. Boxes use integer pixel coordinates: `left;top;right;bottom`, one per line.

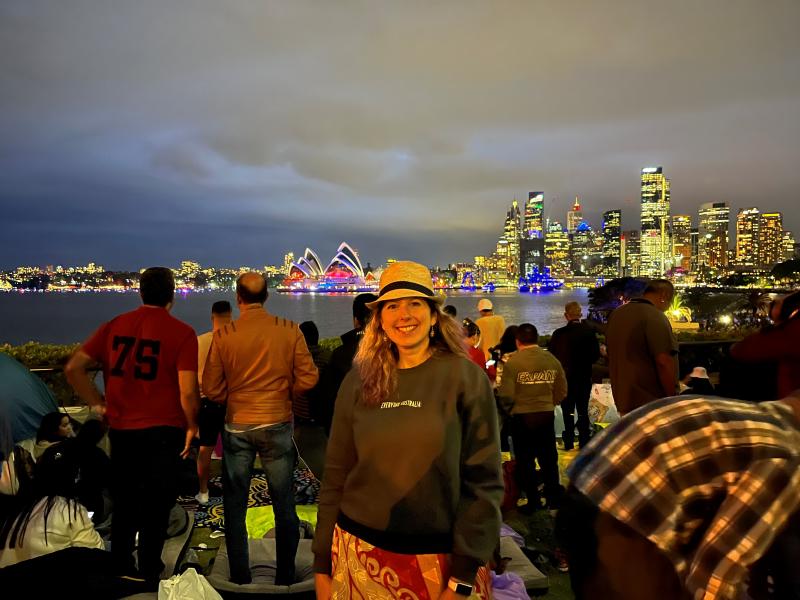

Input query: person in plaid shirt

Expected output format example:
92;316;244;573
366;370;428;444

557;392;800;599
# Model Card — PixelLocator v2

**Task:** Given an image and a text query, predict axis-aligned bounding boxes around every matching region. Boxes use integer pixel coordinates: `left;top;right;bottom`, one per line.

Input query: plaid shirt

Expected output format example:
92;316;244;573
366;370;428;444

569;396;800;600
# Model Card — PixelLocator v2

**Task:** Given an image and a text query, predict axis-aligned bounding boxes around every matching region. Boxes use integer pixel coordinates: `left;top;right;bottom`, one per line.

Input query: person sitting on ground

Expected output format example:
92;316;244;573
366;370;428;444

681;366;715;395
33;412;75;461
0;440;104;568
462;318;487;372
0;440;156;597
557;392;800;599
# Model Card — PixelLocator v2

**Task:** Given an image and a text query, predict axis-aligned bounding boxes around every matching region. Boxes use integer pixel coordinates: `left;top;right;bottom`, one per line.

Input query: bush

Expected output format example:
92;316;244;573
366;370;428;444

0;342;79;369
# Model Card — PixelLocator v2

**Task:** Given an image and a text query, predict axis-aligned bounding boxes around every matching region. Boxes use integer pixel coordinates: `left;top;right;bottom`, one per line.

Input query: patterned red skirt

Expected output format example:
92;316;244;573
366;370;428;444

330;524;492;600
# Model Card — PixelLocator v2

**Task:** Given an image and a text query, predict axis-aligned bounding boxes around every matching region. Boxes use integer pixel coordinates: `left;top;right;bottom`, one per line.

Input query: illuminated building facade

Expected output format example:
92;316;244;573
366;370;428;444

567;197;583;234
544;221;571;278
735;207;760;268
281;242;377;291
640;167;672;276
602;209;621;277
698;202;730;277
524;192;544;239
621;230;641;277
758;212;783;269
783;231;797;261
671;215;692;273
571;222;602;276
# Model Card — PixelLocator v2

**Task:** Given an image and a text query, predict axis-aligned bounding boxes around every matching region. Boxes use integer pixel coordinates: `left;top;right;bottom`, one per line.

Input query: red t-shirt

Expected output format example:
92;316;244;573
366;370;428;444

467;345;488;373
82;306;198;430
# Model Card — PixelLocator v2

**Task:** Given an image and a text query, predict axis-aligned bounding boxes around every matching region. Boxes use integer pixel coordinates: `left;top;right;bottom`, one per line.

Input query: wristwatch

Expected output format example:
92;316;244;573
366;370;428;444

447;578;474;596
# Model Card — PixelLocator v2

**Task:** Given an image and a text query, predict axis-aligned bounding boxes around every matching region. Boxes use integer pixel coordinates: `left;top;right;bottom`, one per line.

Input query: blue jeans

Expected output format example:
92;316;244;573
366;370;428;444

222;421;299;584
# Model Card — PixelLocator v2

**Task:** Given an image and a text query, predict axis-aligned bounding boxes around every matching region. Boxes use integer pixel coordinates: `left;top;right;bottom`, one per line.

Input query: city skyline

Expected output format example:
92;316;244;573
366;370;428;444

1;1;799;269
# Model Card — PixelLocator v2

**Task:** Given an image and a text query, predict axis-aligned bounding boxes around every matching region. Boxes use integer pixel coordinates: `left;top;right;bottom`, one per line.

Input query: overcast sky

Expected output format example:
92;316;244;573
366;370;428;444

1;0;799;269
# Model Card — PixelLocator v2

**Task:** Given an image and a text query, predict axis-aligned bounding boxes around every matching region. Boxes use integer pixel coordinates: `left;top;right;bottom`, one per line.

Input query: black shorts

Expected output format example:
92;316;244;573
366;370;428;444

197;399;226;447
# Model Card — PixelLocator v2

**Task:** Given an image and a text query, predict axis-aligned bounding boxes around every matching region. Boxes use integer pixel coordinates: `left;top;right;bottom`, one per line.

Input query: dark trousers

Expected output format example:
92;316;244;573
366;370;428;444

109;426;183;579
561;379;592;448
511;411;562;504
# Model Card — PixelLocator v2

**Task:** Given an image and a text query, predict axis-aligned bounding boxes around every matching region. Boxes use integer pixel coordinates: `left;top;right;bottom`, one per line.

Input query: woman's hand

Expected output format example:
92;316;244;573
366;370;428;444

315;573;333;600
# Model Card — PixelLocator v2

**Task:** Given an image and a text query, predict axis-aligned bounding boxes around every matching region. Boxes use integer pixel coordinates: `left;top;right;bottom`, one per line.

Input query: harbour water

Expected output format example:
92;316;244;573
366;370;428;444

0;288;590;346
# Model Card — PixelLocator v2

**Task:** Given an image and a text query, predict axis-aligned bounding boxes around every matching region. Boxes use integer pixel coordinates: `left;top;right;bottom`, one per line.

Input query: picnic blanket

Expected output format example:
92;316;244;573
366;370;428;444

177;466;319;529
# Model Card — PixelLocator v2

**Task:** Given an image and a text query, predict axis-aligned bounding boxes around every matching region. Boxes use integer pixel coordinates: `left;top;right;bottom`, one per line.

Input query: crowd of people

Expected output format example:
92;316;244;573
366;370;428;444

0;263;798;599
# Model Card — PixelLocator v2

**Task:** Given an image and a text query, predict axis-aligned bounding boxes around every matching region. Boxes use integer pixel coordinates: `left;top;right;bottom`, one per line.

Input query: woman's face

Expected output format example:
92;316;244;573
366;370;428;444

381;297;436;357
58;416;74;438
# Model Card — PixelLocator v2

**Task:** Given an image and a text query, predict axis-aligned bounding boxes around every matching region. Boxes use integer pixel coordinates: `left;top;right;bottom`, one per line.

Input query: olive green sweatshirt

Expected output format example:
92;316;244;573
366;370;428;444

497;345;567;414
312;353;503;583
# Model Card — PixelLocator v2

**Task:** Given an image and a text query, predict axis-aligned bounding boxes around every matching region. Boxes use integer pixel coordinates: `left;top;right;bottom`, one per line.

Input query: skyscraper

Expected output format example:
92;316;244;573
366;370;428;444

640;167;671;277
621;230;641;277
672;215;692;273
524;192;544;239
567;197;583;234
735;207;760;268
544;221;571;278
758;212;783;269
501;199;521;280
602;209;621;278
698;202;730;276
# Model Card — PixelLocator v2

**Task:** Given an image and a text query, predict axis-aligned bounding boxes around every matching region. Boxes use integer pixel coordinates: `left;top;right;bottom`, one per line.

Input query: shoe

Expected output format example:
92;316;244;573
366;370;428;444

562;443;574;451
195;491;209;505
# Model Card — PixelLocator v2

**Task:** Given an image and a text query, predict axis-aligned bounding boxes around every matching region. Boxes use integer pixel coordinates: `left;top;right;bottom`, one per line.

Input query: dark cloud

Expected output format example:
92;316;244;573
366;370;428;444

1;0;799;268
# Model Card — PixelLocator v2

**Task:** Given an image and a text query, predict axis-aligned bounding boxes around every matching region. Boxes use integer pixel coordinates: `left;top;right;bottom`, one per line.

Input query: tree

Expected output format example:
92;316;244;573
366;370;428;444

771;259;800;283
730;291;771;324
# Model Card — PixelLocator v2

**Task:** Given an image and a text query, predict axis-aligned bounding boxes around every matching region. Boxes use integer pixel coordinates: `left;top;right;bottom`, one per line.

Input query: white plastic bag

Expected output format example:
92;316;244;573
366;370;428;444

158;568;222;600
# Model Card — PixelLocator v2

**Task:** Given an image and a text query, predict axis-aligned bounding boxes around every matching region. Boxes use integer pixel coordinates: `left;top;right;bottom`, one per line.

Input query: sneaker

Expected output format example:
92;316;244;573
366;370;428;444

195;491;209;505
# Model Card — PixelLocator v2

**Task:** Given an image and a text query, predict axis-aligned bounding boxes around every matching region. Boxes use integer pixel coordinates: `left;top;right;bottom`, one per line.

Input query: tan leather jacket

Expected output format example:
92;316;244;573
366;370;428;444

202;304;318;425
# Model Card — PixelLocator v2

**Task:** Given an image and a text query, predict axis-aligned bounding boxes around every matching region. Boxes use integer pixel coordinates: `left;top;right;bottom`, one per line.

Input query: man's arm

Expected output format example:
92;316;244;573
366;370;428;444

202;336;228;403
655;352;677;397
178;370;200;458
64;350;106;415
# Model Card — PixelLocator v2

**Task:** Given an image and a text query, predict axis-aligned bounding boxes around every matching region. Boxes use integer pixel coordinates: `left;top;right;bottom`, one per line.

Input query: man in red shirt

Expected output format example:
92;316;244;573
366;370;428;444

66;267;199;580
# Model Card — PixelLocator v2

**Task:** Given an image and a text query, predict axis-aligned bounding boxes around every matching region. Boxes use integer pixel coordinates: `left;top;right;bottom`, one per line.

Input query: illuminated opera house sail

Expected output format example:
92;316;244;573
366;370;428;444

278;243;379;292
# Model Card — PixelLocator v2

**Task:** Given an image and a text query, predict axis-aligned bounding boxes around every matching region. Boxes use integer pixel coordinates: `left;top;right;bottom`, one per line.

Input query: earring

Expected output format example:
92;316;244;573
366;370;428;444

429;325;435;338
382;333;389;342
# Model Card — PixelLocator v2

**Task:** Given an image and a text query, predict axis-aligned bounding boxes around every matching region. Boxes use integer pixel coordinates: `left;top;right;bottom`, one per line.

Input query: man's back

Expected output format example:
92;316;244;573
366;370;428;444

82;305;197;430
202;305;318;425
605;299;676;414
499;346;567;414
476;314;506;358
548;321;600;382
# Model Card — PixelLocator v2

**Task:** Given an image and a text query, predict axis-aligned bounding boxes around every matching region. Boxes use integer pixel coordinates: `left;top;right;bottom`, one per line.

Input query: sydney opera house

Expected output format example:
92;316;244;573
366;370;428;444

278;242;380;293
